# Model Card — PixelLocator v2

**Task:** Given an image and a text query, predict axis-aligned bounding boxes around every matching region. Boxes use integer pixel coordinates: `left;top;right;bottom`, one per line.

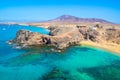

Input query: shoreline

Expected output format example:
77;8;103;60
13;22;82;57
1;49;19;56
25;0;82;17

2;23;120;56
80;40;120;56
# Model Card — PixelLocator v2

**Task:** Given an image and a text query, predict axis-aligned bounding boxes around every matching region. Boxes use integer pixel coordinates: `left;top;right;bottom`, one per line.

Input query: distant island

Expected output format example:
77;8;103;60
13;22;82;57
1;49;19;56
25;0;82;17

8;15;120;54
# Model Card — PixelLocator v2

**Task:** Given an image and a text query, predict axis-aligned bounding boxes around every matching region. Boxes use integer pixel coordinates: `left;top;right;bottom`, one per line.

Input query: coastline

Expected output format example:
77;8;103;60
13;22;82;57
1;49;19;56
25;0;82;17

2;23;120;56
80;40;120;56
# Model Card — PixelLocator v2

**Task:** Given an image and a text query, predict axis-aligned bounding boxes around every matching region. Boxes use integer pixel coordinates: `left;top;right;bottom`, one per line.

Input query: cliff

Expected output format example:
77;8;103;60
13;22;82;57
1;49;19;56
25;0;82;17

10;25;120;52
11;27;83;50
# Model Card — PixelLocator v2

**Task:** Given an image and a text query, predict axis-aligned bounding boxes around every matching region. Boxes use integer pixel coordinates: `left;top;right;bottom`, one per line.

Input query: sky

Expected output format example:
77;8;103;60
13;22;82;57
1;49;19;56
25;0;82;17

0;0;120;23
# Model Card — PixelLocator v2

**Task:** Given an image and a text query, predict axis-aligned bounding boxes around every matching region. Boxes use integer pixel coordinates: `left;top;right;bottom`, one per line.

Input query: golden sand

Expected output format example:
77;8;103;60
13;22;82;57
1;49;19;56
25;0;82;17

80;40;120;55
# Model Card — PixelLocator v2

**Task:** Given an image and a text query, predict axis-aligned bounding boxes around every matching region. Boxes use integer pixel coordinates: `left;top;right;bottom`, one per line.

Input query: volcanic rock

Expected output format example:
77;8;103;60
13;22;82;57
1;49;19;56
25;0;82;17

11;27;83;50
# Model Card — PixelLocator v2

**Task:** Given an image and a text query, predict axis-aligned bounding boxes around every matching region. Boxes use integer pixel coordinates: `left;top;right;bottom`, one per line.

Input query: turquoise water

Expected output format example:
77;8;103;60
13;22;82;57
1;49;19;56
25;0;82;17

0;24;120;80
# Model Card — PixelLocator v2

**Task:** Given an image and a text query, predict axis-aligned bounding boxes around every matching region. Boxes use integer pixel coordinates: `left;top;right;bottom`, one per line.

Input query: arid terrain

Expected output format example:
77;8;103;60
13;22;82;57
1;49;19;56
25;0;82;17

6;15;120;54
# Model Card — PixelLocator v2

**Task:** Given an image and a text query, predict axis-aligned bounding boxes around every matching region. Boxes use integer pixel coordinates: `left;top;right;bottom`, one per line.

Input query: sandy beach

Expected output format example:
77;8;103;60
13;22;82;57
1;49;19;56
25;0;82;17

80;40;120;55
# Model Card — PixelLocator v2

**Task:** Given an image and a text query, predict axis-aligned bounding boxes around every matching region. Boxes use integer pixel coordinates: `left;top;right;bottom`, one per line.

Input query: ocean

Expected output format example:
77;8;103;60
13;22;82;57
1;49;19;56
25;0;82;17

0;24;120;80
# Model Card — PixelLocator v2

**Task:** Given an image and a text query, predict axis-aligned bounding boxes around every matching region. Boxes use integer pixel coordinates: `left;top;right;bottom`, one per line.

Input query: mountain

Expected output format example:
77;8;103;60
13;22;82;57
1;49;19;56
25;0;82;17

28;15;120;28
48;15;113;24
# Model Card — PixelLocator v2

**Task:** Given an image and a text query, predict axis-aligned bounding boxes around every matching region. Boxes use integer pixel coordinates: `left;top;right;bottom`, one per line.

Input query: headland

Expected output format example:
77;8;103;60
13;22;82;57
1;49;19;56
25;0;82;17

7;15;120;54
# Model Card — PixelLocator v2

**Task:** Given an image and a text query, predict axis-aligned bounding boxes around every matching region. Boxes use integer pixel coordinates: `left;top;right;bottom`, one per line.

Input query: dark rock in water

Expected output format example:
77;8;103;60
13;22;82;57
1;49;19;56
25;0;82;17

42;67;94;80
42;68;70;80
81;65;120;80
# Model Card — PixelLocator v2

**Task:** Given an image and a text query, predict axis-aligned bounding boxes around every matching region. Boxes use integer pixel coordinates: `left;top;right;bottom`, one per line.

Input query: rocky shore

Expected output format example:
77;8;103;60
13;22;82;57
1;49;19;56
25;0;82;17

9;25;120;53
10;26;83;50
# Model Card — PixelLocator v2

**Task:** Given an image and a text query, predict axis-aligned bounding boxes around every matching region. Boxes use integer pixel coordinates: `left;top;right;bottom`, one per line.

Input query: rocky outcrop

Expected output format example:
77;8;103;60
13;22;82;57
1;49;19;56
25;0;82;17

49;27;83;49
79;27;100;42
104;28;120;44
12;30;47;47
11;27;83;50
10;25;120;51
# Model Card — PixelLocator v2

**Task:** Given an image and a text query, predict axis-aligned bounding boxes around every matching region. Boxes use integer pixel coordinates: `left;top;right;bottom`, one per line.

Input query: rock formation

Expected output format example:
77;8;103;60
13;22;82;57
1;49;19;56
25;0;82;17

11;27;83;50
104;28;120;44
49;27;83;49
79;28;100;42
10;25;120;51
12;30;46;46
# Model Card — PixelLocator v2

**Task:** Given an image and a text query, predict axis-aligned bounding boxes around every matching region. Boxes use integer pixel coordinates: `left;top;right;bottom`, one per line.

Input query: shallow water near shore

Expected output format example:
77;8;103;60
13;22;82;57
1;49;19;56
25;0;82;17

0;24;120;80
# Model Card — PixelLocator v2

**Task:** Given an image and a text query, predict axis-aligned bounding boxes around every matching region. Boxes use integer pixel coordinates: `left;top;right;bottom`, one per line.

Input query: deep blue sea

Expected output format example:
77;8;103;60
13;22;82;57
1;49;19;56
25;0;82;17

0;24;120;80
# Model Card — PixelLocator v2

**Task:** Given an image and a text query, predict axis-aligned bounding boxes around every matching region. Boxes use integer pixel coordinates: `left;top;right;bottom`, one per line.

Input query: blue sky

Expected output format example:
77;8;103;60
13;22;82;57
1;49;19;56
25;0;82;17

0;0;120;23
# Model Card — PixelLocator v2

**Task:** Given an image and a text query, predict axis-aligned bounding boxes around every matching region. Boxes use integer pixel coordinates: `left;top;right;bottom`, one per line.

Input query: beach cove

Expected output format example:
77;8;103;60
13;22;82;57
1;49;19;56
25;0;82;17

0;24;120;80
80;40;120;56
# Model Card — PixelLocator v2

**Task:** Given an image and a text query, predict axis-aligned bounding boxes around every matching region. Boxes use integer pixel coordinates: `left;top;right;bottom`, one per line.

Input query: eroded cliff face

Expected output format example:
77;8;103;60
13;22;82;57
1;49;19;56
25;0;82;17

104;29;120;44
49;27;83;49
11;27;83;50
10;26;120;51
13;30;42;45
12;30;47;46
79;28;100;42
